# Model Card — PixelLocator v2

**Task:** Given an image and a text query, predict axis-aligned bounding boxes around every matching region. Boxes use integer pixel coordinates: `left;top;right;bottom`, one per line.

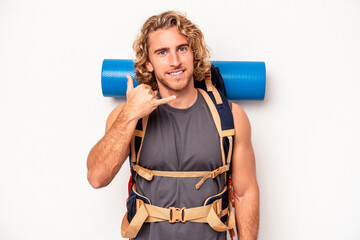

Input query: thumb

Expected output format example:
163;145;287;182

126;74;134;96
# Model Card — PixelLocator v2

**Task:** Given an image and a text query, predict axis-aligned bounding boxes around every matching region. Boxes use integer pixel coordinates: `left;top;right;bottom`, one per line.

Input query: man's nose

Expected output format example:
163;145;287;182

169;52;181;67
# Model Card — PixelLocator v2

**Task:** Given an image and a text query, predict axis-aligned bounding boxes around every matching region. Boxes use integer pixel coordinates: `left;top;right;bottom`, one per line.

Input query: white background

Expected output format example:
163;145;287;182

1;0;359;239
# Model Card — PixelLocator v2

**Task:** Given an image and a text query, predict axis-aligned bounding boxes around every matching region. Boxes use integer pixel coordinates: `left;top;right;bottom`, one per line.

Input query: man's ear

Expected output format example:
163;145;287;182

145;61;154;72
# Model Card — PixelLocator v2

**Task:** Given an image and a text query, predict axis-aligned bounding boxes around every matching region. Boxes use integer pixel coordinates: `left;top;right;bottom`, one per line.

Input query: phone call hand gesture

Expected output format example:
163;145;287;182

124;74;176;121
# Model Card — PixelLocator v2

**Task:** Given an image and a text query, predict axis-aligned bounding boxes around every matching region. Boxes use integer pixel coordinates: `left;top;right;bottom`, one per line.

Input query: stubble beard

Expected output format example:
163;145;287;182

155;71;194;93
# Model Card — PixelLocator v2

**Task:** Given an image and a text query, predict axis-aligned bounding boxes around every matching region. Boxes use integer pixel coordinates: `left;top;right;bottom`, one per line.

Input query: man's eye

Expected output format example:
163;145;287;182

179;47;187;52
158;51;166;55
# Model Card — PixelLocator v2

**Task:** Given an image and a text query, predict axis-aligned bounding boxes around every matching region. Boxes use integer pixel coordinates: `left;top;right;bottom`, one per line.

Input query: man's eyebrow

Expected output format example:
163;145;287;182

154;47;169;53
177;43;189;48
153;43;189;53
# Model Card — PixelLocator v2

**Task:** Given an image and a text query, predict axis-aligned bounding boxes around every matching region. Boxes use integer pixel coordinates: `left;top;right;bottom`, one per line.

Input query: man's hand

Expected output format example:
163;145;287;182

123;74;176;121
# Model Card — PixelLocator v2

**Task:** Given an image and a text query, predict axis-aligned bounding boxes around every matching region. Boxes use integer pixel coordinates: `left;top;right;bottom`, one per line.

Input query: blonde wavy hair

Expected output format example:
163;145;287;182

133;11;211;90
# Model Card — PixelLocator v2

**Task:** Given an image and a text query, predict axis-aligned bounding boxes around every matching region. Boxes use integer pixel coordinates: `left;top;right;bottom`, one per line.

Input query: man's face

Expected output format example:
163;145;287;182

146;26;194;93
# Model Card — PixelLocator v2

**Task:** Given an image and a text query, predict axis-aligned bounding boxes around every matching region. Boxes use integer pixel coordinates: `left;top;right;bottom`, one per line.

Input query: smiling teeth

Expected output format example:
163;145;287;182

169;71;183;76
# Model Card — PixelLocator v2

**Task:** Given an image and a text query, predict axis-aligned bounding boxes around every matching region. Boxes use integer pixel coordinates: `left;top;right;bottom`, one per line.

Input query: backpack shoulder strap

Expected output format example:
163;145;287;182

199;71;235;134
130;116;149;181
197;71;235;182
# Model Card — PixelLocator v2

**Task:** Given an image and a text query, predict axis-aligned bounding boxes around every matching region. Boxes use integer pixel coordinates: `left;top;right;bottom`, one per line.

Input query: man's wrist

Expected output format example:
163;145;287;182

115;103;139;126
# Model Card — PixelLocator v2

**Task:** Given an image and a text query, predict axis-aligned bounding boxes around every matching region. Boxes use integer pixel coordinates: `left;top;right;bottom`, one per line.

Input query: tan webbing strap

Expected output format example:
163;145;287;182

226;136;234;165
221;129;235;137
212;87;223;105
195;165;230;189
144;204;228;223
130;136;136;163
222;133;234;181
121;198;234;237
131;116;149;181
130;117;149;164
204;71;213;92
121;200;210;237
132;164;154;181
203;70;223;105
132;163;231;189
121;202;149;238
133;129;144;137
198;89;222;136
207;199;235;232
132;163;209;178
145;203;212;223
136;116;149;165
151;170;206;178
220;135;227;181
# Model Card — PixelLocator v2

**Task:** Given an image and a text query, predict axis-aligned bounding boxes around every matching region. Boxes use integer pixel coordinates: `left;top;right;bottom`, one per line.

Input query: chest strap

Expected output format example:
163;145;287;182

121;195;235;239
132;163;230;189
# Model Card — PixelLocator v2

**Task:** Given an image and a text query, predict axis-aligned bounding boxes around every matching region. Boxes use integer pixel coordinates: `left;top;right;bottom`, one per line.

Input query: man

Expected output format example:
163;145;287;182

87;11;259;240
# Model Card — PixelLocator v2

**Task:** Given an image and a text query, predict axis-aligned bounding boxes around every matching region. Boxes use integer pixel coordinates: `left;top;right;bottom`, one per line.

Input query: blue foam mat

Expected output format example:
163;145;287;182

101;59;266;100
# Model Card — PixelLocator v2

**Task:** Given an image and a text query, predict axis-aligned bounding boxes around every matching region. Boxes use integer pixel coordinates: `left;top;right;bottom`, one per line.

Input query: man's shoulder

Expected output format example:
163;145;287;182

231;102;245;116
231;103;251;137
105;103;126;132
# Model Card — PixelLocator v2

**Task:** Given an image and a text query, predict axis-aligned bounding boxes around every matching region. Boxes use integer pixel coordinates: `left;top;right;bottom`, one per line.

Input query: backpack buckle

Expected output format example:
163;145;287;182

169;207;186;223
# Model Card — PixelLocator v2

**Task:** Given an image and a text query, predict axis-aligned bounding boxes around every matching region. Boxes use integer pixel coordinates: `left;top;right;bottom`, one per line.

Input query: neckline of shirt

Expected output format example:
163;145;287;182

159;90;202;114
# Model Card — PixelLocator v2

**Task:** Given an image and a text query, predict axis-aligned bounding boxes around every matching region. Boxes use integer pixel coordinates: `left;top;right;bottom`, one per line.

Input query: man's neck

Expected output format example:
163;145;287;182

158;85;198;109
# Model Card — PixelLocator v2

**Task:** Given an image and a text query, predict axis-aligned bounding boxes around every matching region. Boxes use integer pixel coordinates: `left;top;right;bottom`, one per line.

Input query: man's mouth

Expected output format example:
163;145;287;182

168;70;184;76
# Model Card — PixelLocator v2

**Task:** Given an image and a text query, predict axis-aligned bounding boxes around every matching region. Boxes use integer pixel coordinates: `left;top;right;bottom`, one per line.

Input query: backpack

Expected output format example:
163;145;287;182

122;67;236;239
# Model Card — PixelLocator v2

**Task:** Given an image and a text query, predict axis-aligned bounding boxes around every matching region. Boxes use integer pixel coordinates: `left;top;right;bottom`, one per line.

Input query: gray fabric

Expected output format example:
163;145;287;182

135;90;226;240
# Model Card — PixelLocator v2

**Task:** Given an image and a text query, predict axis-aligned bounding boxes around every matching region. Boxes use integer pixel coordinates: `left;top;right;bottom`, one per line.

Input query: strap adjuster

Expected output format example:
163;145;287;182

210;168;221;178
169;207;186;223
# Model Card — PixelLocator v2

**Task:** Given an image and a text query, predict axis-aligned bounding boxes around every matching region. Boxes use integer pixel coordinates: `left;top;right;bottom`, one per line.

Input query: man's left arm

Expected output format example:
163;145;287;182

231;103;260;240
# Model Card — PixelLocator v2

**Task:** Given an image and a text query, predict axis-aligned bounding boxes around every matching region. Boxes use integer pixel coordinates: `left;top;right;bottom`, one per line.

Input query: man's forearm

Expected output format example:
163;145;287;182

87;105;137;188
234;189;260;240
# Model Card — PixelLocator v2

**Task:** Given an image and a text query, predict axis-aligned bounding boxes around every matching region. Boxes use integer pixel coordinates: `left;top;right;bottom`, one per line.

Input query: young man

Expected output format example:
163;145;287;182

87;11;259;240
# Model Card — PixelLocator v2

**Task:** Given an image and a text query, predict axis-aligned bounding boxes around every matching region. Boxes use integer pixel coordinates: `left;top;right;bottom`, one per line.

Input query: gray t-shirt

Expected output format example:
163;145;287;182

135;90;227;240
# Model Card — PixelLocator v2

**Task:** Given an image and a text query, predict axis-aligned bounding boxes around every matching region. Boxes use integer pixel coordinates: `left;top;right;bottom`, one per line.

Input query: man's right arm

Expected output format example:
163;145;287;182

86;74;176;189
86;103;137;189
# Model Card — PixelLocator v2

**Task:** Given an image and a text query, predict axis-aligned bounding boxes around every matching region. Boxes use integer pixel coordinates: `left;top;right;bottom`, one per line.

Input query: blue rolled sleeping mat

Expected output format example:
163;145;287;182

101;59;266;100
